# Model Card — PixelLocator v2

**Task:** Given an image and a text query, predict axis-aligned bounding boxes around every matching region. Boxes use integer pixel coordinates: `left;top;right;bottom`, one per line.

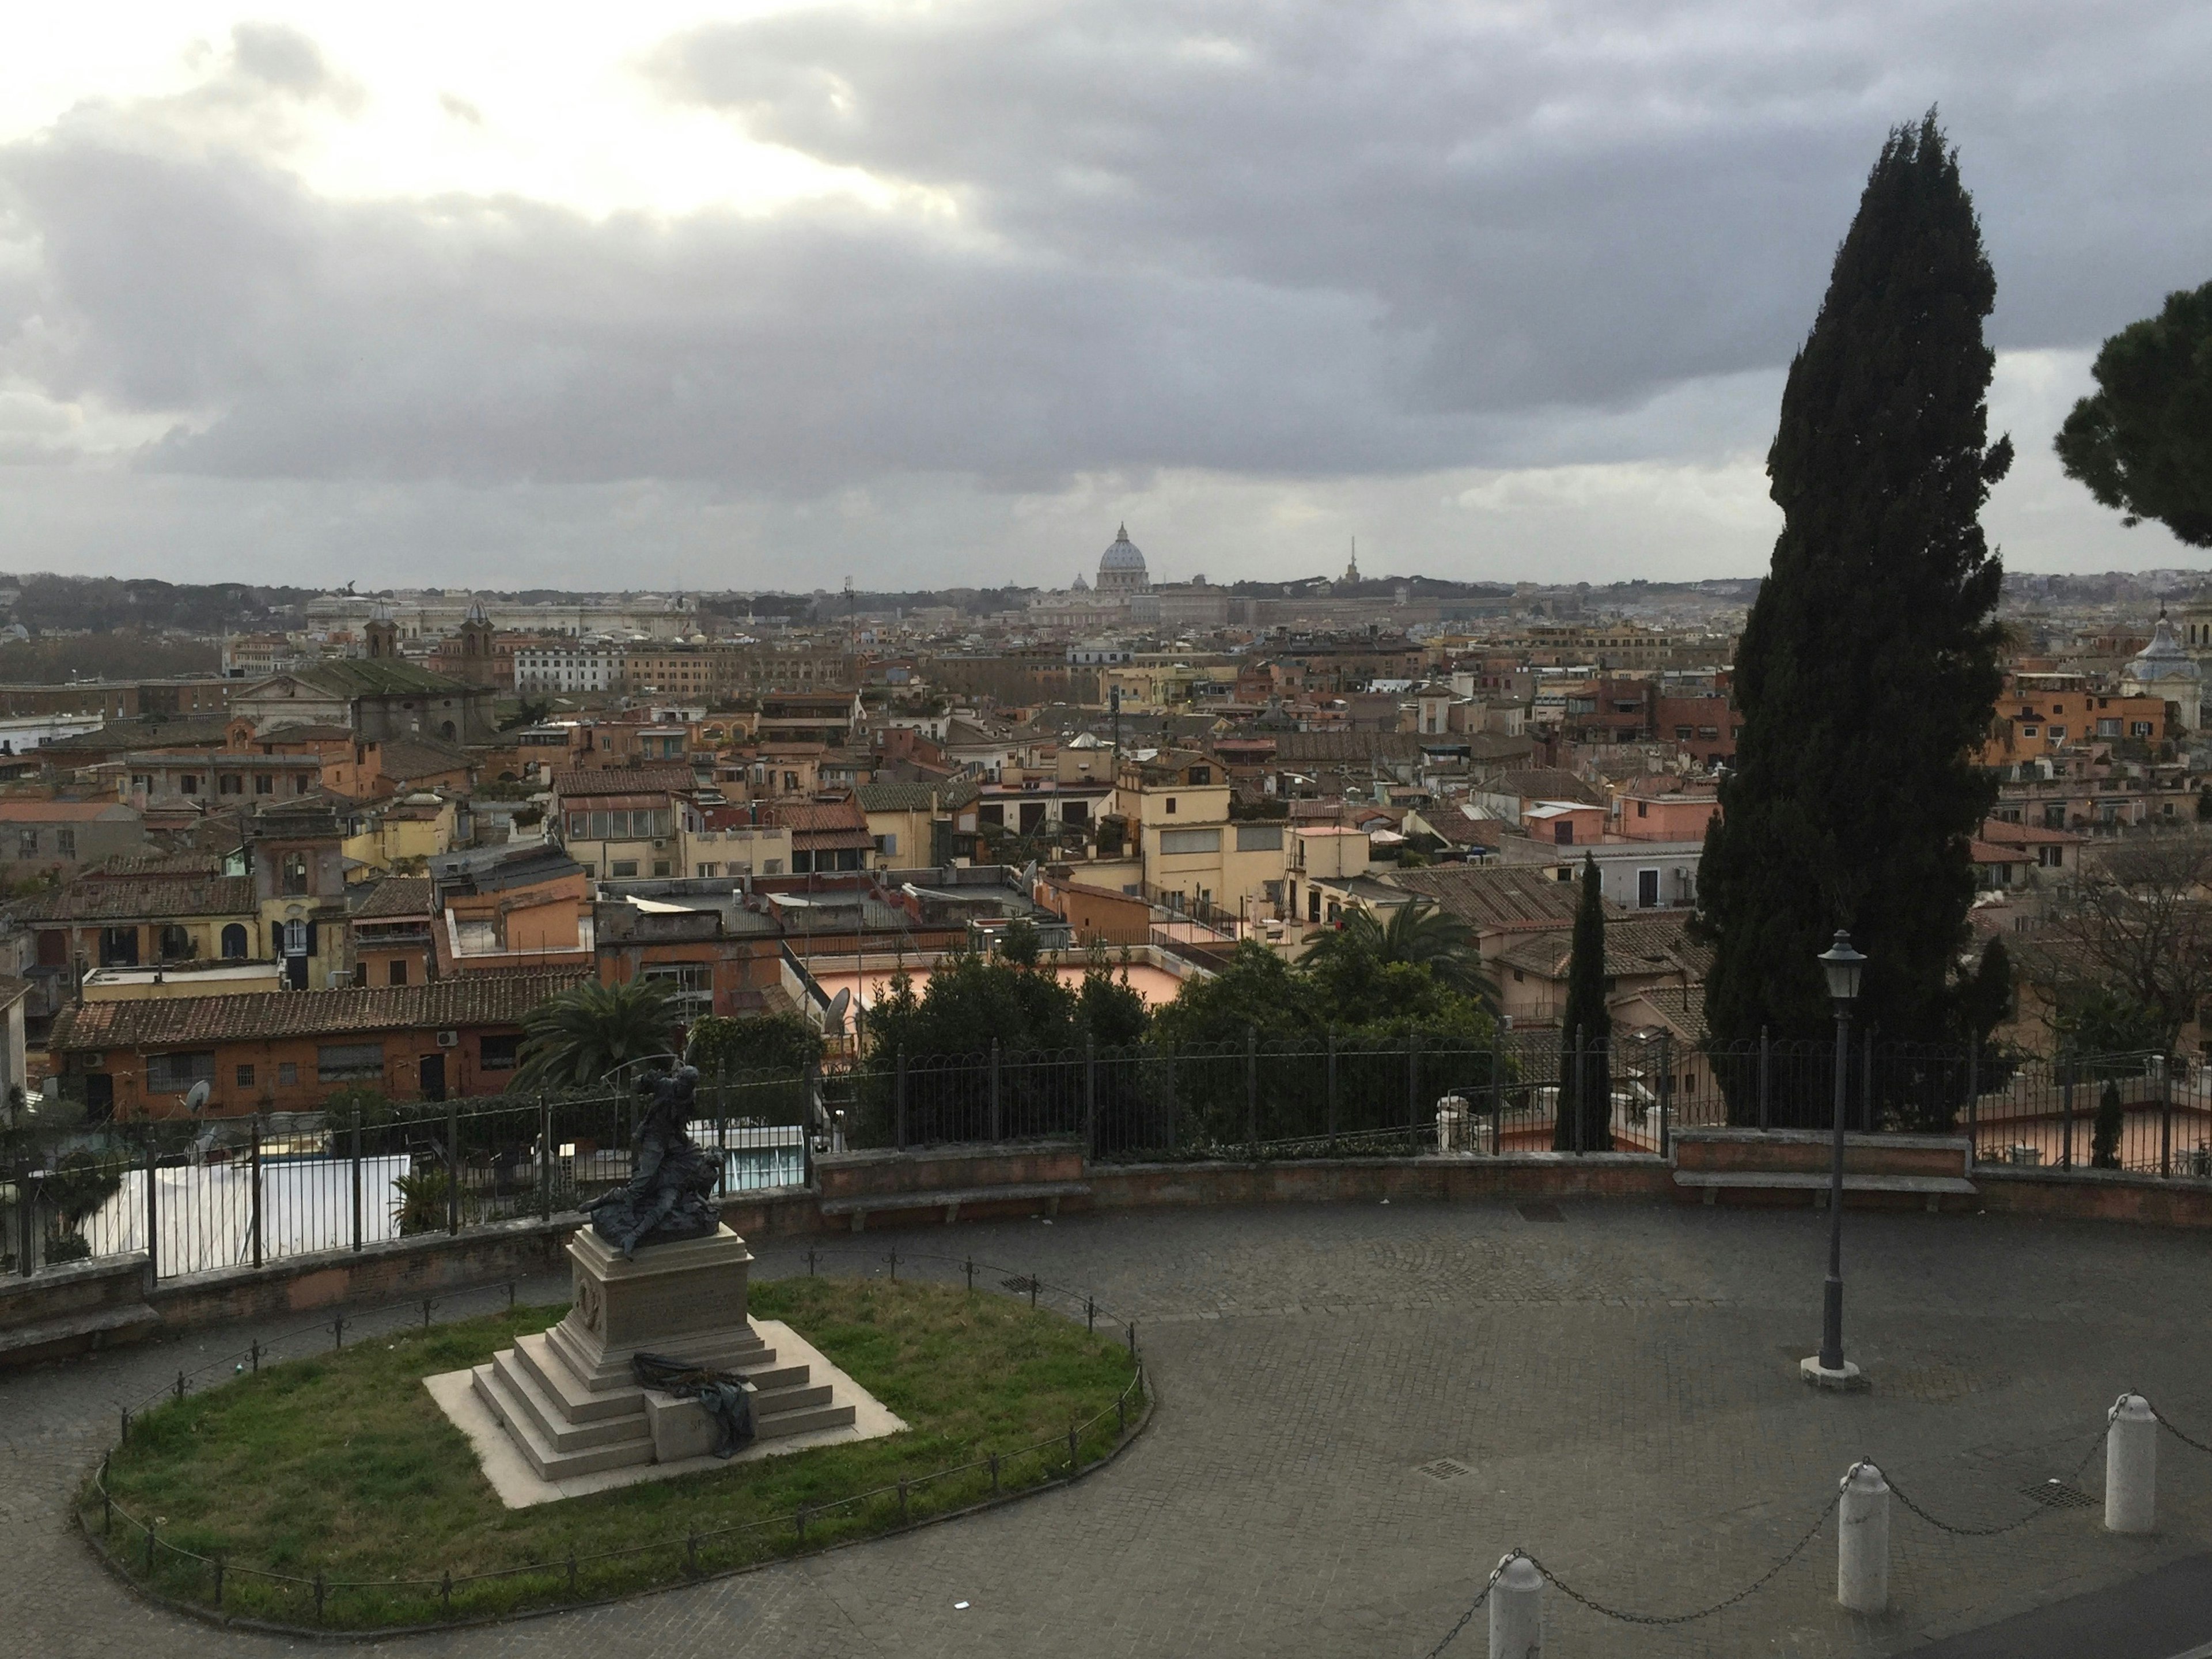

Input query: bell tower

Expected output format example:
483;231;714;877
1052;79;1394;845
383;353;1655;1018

365;602;399;660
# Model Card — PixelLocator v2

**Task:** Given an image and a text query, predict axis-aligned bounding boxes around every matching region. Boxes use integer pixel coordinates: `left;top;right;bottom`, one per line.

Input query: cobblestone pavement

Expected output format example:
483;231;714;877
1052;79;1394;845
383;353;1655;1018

10;1198;2212;1658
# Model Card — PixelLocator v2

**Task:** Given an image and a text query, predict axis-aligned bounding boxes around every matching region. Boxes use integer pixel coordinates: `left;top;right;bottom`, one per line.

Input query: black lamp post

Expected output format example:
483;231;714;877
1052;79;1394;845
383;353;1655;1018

1813;930;1866;1381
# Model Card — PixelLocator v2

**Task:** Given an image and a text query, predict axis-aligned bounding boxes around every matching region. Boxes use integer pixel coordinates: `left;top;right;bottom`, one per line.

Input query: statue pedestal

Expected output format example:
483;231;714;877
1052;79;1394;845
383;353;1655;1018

546;1225;770;1391
464;1223;857;1485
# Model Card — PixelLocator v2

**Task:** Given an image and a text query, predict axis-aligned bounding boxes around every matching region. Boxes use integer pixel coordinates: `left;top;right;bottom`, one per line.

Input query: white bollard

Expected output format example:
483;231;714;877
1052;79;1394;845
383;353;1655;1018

2106;1393;2157;1534
1838;1461;1891;1613
1488;1552;1544;1659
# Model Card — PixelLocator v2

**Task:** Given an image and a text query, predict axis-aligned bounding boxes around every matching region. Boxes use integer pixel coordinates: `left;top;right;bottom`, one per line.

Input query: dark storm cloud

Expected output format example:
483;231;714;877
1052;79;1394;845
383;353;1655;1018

1;1;2206;492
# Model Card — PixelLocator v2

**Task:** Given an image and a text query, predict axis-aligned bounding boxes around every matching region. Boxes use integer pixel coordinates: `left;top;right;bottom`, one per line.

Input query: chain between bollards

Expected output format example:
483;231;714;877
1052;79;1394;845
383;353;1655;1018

1881;1469;2048;1538
1415;1552;1511;1658
1531;1490;1843;1626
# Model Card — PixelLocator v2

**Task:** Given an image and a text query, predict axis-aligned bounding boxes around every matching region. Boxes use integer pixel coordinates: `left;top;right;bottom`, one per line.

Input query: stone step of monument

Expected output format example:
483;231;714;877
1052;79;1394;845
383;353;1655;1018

513;1332;646;1424
491;1348;647;1453
470;1363;655;1480
750;1379;835;1418
738;1361;813;1394
753;1399;859;1441
544;1317;777;1395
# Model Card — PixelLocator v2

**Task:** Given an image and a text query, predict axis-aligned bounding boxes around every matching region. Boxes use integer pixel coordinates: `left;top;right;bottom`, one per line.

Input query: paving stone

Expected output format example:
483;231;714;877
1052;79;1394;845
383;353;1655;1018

6;1198;2212;1657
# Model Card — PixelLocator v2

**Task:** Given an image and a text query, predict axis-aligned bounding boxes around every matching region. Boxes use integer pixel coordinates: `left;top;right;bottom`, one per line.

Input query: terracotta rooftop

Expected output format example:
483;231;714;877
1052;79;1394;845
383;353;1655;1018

0;800;140;821
6;874;257;924
49;968;589;1052
1385;864;1620;933
550;767;694;798
353;876;434;919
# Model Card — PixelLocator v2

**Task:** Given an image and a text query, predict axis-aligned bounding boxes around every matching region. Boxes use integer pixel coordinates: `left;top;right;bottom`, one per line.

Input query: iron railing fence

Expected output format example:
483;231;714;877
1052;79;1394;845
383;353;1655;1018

13;1036;2212;1283
4;1070;812;1281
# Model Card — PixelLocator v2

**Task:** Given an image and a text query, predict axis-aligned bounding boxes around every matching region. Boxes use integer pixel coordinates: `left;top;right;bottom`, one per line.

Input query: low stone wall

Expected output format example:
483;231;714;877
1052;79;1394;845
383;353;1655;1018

147;1216;578;1334
1086;1153;1673;1209
21;1148;2212;1358
1974;1164;2212;1228
815;1142;1085;1202
0;1253;158;1367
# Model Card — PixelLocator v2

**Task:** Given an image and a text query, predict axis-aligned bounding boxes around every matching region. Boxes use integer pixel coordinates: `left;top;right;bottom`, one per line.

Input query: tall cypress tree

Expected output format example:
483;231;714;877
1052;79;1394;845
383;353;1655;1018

1555;853;1613;1152
1698;112;2008;1124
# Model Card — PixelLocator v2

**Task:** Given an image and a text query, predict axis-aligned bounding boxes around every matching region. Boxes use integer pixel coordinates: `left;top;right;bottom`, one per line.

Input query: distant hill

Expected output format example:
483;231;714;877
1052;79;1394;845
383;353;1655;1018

0;574;319;635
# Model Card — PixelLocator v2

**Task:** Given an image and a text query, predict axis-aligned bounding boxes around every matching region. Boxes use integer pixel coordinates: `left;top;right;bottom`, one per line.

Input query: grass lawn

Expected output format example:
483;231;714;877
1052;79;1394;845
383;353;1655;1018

84;1277;1143;1630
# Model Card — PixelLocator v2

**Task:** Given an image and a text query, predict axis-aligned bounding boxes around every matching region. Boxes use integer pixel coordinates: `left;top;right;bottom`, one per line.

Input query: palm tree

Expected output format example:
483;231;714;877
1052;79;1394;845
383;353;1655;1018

513;978;680;1091
1303;897;1498;1007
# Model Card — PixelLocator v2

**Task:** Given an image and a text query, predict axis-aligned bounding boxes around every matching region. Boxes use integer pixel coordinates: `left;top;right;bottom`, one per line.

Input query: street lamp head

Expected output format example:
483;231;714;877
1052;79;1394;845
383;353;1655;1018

1819;930;1866;1004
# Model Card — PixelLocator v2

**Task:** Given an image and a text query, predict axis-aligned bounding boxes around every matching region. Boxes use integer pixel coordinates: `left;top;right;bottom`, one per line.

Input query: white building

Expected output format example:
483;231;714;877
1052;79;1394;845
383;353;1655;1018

2122;612;2202;732
515;642;620;694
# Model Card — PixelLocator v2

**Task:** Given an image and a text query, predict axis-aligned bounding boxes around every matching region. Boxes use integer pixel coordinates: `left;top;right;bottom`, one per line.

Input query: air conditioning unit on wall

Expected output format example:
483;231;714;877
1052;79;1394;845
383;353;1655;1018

437;1029;459;1048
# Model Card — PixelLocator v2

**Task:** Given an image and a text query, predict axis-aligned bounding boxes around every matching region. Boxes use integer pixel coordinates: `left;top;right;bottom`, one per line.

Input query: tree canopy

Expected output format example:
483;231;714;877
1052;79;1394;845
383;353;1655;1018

1554;854;1613;1152
866;942;1149;1059
1698;111;2008;1082
1153;928;1497;1051
513;978;680;1091
685;1012;823;1075
2055;279;2212;547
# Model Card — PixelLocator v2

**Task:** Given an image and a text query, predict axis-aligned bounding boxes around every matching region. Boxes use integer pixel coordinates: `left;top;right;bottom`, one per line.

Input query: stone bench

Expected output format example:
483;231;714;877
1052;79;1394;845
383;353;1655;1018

0;1254;161;1370
1672;1128;1976;1213
819;1180;1091;1232
813;1141;1090;1233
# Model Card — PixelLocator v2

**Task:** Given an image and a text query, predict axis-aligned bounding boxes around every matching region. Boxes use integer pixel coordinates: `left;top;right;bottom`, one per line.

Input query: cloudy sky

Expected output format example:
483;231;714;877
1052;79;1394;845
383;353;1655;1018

1;2;2207;593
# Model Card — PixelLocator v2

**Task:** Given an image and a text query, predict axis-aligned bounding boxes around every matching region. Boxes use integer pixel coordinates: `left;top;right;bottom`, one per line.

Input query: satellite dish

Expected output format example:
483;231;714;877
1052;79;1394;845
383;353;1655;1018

183;1080;211;1115
825;987;851;1034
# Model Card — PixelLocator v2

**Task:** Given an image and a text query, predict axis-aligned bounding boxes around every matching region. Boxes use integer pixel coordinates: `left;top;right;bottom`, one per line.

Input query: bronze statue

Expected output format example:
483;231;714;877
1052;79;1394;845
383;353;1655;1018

585;1062;723;1257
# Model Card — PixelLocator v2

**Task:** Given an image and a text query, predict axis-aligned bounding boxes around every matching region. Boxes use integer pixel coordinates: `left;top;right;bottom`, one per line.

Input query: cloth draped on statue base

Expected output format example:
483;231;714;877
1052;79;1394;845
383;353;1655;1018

631;1351;757;1457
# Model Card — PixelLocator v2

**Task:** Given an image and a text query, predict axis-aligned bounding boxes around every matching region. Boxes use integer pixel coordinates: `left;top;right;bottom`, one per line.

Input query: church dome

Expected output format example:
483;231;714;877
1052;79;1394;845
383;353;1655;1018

2128;612;2202;683
1100;524;1146;573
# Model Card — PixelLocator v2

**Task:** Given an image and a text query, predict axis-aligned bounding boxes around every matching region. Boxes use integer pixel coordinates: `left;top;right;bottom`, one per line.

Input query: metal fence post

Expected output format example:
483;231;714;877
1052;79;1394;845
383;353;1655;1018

2161;1056;2174;1178
1407;1032;1421;1138
539;1093;553;1224
143;1139;158;1281
1084;1037;1097;1157
1861;1028;1874;1133
16;1159;30;1277
1325;1029;1338;1153
249;1119;263;1271
1759;1024;1771;1131
2061;1052;2075;1170
989;1039;1003;1143
1965;1041;1979;1164
1245;1025;1258;1151
1573;1028;1587;1154
350;1107;363;1254
1657;1031;1673;1160
446;1100;460;1236
895;1046;908;1150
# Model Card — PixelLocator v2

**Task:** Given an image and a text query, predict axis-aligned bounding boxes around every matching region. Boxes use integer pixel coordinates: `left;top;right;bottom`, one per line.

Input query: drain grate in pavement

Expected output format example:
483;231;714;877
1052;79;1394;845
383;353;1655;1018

1417;1458;1474;1483
1517;1202;1566;1223
2021;1479;2097;1510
